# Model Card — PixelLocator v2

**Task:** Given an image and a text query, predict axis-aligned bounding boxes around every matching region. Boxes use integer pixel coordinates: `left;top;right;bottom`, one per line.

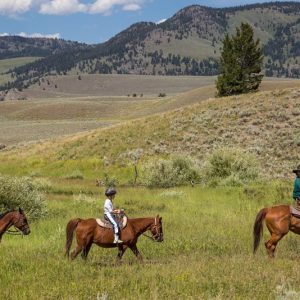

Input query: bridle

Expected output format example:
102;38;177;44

4;211;28;236
142;216;162;242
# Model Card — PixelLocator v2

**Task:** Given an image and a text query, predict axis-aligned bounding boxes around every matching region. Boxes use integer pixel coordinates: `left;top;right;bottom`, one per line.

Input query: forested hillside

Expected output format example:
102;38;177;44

1;2;300;91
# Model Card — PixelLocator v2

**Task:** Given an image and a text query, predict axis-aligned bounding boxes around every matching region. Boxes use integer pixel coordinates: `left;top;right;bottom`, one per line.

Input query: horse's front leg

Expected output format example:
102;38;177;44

129;243;143;262
116;245;128;264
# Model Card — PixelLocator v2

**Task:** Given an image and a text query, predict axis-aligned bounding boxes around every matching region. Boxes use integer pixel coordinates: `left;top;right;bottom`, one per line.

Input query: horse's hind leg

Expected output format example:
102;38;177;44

265;233;286;258
70;244;83;260
81;241;93;260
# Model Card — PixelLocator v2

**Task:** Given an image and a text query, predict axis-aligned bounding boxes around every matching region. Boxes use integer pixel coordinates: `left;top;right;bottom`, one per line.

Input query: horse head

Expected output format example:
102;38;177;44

13;208;31;235
150;215;163;242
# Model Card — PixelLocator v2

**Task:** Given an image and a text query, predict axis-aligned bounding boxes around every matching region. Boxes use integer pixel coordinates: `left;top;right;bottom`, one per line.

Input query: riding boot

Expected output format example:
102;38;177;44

113;234;123;244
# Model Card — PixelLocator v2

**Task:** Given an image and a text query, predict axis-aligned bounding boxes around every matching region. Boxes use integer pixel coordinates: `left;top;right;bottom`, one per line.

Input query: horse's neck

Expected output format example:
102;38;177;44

130;218;154;235
0;213;14;234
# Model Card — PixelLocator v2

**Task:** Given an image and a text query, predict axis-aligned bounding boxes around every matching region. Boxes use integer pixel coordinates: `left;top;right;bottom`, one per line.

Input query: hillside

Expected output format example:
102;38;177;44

0;36;89;60
2;1;300;91
0;86;299;180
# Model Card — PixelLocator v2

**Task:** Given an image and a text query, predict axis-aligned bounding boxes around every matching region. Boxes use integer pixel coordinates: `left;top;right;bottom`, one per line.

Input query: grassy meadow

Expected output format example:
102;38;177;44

1;181;300;299
0;77;300;299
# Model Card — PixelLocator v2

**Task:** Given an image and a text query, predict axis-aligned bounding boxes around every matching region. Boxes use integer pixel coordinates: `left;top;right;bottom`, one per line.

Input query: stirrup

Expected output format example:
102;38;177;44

114;239;123;244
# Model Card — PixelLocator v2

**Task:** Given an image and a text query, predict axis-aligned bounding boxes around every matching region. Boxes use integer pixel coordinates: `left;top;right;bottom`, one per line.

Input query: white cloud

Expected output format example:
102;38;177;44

39;0;87;15
0;32;60;39
89;0;144;14
156;18;167;25
0;0;34;16
0;0;147;16
122;3;141;11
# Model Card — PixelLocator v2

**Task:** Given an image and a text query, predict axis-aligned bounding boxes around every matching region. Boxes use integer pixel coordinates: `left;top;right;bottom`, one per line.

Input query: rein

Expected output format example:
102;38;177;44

142;232;156;241
6;227;23;236
1;211;25;236
142;216;160;241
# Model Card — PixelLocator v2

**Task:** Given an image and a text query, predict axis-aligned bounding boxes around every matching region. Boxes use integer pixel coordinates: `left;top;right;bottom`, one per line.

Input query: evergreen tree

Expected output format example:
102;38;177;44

216;23;264;97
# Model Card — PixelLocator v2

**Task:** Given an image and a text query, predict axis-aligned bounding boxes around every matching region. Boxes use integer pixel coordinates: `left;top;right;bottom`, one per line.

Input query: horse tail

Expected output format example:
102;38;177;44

253;208;268;254
65;218;81;257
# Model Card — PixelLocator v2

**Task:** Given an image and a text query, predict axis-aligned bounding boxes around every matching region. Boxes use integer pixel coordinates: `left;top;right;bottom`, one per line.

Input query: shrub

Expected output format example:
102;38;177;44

158;93;166;97
202;148;260;186
142;155;201;188
0;176;47;220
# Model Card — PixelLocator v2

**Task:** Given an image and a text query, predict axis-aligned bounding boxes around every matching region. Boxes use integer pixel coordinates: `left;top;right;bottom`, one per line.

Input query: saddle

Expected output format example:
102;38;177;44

96;214;128;230
290;206;300;218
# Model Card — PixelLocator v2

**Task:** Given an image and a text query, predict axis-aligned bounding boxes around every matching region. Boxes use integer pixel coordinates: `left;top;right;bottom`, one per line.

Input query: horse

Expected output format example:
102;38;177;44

253;205;300;258
0;208;31;242
65;215;163;262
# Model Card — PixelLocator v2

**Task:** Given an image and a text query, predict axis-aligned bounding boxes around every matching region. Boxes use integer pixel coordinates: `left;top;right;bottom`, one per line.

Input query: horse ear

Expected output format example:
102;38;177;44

159;217;162;221
19;207;23;214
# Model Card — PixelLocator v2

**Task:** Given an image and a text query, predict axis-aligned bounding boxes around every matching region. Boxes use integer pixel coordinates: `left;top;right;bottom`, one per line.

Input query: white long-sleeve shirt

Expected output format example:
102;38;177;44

104;198;114;214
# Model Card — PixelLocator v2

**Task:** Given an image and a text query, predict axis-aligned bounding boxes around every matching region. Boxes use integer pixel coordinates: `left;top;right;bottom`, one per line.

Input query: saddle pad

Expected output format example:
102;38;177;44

290;206;300;218
96;216;128;229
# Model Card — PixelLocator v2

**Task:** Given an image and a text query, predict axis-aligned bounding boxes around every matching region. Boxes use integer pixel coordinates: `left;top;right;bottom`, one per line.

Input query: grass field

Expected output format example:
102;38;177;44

1;182;300;299
0;57;41;85
1;85;300;181
0;77;299;147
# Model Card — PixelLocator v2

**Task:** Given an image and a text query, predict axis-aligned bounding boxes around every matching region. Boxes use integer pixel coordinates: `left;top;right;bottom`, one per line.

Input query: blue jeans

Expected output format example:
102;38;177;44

104;213;119;235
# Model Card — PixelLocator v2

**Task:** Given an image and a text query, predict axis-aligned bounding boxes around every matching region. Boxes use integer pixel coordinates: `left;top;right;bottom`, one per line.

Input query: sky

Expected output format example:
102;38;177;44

0;0;299;44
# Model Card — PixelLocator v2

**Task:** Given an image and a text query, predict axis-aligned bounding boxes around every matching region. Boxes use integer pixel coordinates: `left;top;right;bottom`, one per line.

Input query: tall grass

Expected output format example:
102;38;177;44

0;183;299;299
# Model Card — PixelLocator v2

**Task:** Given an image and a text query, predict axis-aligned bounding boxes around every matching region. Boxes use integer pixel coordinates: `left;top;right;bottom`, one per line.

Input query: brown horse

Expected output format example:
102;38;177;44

65;215;163;262
253;205;300;258
0;208;31;242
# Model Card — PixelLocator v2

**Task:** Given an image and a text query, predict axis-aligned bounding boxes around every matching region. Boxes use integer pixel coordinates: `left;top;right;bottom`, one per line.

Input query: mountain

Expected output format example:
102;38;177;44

1;1;300;91
0;36;89;60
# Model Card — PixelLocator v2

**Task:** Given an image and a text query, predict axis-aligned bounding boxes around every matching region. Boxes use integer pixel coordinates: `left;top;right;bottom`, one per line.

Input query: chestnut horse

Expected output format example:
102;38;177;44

0;208;31;242
253;205;300;258
65;215;163;262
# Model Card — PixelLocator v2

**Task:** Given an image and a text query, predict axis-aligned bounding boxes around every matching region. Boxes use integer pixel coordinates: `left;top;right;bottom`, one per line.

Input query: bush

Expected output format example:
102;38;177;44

142;155;201;188
202;148;260;186
158;93;166;97
0;176;47;220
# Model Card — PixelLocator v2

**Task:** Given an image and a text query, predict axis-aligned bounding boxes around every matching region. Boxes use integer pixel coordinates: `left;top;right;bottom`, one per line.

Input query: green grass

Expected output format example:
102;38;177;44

1;86;300;181
0;57;41;74
1;183;300;299
0;57;40;85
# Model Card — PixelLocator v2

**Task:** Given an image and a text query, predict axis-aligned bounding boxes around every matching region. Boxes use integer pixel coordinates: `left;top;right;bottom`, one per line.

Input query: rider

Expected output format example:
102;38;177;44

293;165;300;209
103;187;123;244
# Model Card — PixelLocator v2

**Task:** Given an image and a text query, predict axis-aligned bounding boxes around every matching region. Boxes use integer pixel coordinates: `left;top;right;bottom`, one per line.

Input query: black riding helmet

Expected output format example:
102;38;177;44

105;187;117;197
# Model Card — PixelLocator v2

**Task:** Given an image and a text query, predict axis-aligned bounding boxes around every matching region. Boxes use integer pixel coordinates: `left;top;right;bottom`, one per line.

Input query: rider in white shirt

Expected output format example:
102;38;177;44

104;187;123;244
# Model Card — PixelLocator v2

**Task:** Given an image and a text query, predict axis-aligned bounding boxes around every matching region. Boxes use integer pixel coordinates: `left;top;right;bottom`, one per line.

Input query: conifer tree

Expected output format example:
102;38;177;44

216;23;264;97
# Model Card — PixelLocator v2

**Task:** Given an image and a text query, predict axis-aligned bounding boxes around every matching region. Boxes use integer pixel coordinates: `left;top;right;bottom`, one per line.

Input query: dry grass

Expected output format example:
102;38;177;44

25;74;216;98
1;77;298;146
1;85;300;180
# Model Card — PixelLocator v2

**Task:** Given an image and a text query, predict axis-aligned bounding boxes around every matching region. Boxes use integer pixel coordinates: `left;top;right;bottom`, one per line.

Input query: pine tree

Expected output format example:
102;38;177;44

216;23;264;97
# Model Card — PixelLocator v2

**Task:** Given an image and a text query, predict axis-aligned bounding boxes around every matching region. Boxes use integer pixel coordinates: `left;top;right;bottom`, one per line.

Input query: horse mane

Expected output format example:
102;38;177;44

0;210;14;220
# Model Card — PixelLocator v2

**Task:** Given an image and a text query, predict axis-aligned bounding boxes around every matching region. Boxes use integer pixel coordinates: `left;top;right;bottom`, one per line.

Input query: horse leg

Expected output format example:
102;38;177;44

116;245;128;264
265;233;286;258
129;244;143;262
70;244;83;260
70;236;85;260
81;241;93;260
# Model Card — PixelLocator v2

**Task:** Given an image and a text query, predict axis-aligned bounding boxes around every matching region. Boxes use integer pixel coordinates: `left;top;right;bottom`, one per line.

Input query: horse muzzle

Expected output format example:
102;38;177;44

23;228;31;235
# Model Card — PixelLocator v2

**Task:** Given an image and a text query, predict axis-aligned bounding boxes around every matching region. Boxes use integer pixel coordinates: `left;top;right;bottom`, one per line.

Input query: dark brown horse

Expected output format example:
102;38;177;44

0;208;31;242
65;215;163;262
253;205;300;258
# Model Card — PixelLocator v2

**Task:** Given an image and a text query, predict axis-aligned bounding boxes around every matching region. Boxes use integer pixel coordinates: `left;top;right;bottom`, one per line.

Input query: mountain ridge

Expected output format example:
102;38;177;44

1;1;300;90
